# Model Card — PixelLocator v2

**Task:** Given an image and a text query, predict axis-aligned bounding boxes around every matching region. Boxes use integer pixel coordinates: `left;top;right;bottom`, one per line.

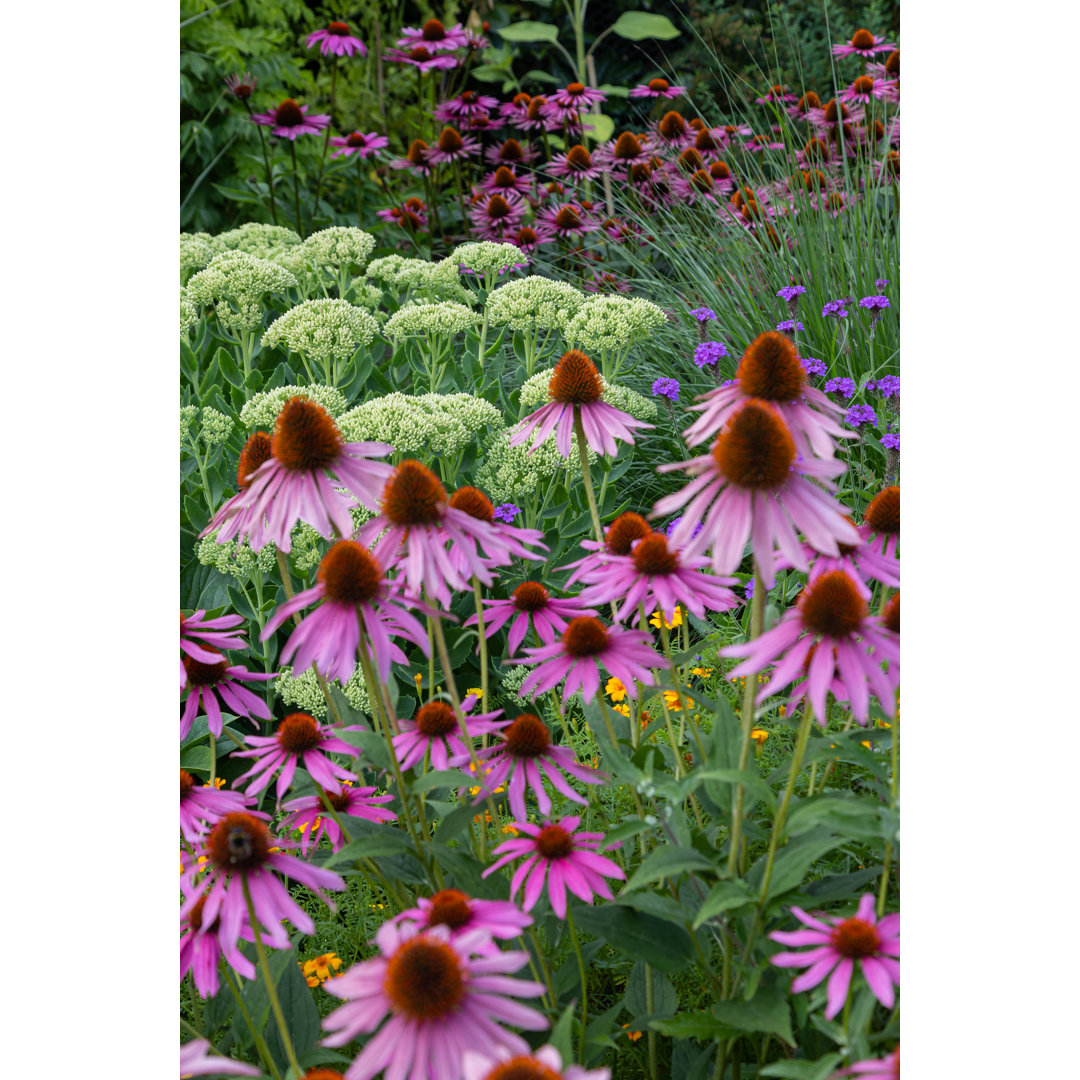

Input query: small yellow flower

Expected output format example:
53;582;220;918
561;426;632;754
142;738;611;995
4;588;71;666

203;777;226;789
751;728;769;746
467;687;484;698
474;810;494;824
778;704;787;717
501;825;519;835
649;605;683;629
606;676;627;702
305;975;320;987
302;952;343;982
468;786;482;796
414;673;423;695
861;740;873;750
611;702;631;717
621;1024;643;1042
691;666;713;678
662;690;693;712
876;719;893;729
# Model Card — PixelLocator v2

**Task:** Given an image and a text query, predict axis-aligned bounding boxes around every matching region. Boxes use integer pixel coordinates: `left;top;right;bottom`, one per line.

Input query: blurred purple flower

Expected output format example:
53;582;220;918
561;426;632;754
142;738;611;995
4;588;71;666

693;341;727;367
652;377;680;402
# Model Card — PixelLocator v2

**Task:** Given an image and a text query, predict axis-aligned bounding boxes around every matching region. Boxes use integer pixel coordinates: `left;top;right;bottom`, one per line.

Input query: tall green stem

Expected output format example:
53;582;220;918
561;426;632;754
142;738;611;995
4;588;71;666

243;101;279;224
288;140;304;238
472;578;490;719
877;710;899;916
573;408;604;544
567;905;589;1060
220;962;281;1080
314;57;337;208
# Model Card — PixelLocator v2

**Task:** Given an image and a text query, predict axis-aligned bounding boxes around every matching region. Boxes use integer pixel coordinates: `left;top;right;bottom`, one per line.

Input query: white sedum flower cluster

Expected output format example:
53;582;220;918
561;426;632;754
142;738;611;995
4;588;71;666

518;369;659;421
442;241;527;283
290;507;375;574
384;302;480;341
180;232;216;278
181;289;200;335
262;299;379;366
196;529;278;581
199;406;234;449
366;256;473;305
474;426;595;503
500;661;540;703
484;276;586;332
239;383;347;428
275;664;370;717
186;252;298;333
214;223;302;260
562;295;668;354
301;226;376;271
338;393;501;457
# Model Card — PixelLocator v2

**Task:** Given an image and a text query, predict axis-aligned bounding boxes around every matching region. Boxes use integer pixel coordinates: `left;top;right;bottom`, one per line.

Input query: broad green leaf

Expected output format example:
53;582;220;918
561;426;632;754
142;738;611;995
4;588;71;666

611;12;681;41
760;1054;843;1080
748;828;848;902
650;1012;722;1040
217;346;243;388
498;21;560;44
265;952;321;1067
624;960;679;1019
710;985;793;1045
587;113;615;145
692;880;755;928
572;904;694;972
624;845;713;892
549;1001;578;1066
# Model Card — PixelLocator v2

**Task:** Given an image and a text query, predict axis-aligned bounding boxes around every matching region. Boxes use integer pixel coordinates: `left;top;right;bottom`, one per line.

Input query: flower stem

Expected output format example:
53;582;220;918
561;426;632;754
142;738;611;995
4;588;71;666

314;57;337;208
241;876;303;1080
573;407;604;544
567;905;589;1060
356;155;364;224
208;733;217;786
472;577;490;720
877;711;899;916
527;925;558;1009
243;102;279;224
727;565;766;875
288;140;304;238
220;962;281;1080
645;963;659;1079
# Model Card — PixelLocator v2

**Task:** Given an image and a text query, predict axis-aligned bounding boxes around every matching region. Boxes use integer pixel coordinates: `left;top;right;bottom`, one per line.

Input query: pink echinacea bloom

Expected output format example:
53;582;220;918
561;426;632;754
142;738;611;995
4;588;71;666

307;21;368;57
179;1038;261;1077
250;98;330;139
279;782;396;855
463;1044;611;1080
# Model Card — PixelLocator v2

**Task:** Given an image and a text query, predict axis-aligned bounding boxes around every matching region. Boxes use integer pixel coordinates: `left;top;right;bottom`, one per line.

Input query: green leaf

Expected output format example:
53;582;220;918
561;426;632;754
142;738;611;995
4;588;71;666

650;1012;722;1040
498;21;560;44
710;985;793;1045
587;113;615;145
624;960;679;1019
265;952;321;1067
784;794;891;842
760;1054;843;1080
408;769;466;795
326;826;413;866
217;346;243;388
572;904;694;972
692;880;756;928
521;69;560;85
748;828;847;902
549;1000;578;1066
624;845;713;892
611;12;681;41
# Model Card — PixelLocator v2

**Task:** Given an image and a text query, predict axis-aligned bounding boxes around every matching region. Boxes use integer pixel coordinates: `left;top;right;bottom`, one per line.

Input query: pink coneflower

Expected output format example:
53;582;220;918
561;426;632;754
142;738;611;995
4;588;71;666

321;920;548;1080
722;568;900;723
259;540;430;684
832;28;896;58
250;98;330;140
656;401;861;585
841;1046;900;1079
180;769;250;843
840;74;898;107
533;201;600;240
233;712;361;802
446;487;547;580
629;77;686;100
397;18;470;53
669;169;723;206
514;616;664;703
548;144;604;183
383;46;460;73
280;782;396;854
775;527;897;594
435;90;501;123
580;531;740;624
427;125;482;165
769;893;900;1019
483;815;625;917
597;130;651;171
472;713;605;820
745;134;785;153
542;83;607;126
475;164;534;198
180;1038;261;1077
180;886;256;997
223;72;257;100
181;647;273;740
330;130;389;159
682;331;852;460
377;199;430;233
201;398;394;553
463;1044;612;1080
559;511;653;588
468;193;527;240
469;581;596;654
484;137;538;168
180;812;345;966
585;271;634;294
307;21;368;57
510;349;654;459
355;460;526;607
755;84;797;105
181;609;247;685
393;697;505;771
499;93;534;126
395;889;534;943
860;486;899;563
654;109;694;148
517;95;561;133
511;224;555;257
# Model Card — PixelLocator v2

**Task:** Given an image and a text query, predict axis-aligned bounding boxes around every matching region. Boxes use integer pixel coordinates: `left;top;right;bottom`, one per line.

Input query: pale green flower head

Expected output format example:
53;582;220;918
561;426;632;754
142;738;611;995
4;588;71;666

215;222;302;260
484;276;586;333
369;257;473;305
180;232;215;279
443;241;527;286
270;247;319;296
562;295;668;355
518;368;659;421
302;226;376;272
180;289;200;336
291;506;374;574
196;529;278;582
185;252;299;333
180;405;198;448
364;255;409;289
338;392;502;458
499;661;539;703
275;664;370;717
239;383;347;429
350;283;388;323
199;406;234;449
262;299;379;366
474;426;595;503
384;302;480;341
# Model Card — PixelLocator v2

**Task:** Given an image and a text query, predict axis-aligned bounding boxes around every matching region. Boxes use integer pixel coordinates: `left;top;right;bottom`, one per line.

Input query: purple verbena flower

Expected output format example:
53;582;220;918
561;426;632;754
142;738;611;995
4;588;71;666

823;376;856;399
874;278;890;288
693;341;728;367
652;377;680;402
822;299;849;319
871;375;900;398
776;319;804;333
689;306;718;321
845;404;878;428
493;503;522;523
800;356;828;377
859;295;890;311
776;285;806;302
881;432;900;450
743;577;755;601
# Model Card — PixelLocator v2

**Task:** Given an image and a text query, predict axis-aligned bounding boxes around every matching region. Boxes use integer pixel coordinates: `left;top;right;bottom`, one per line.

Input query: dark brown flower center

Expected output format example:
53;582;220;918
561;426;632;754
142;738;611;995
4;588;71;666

513;582;550;612
831;916;881;957
566;145;593;170
554;206;582;230
695;129;720;152
690;170;714;193
613;132;644;160
449;486;495;522
804;137;829;162
325;788;352;812
318;541;383;604
851;28;876;49
437;127;464;153
183;648;229;687
346;132;368;148
237;430;272;488
632;533;680;575
741;201;763;222
535;823;574;859
401;211;423;230
712;400;796;489
407;139;429;165
271;397;343;472
303;1070;347;1080
799;570;868;638
658;111;686;139
823;99;849;123
381;460;448;527
853;76;875;94
493;167;518;189
513;93;532;107
886;151;899;176
384;937;466;1020
422;19;447;41
486;194;513;218
710;160;731;180
503;714;551;758
883;592;899;634
865;486;899;534
486;1060;563;1080
677;148;704;174
527;97;547;121
274;99;304;127
181;769;195;798
187;895;219;934
885;50;899;75
328;21;350;34
648;78;670;92
409;46;432;62
516;226;538;245
548;349;603;404
425;889;473;930
499;140;524;163
605;512;651;555
415;701;458;738
561;617;609;657
798;91;822;112
566;82;586;96
207;812;271;871
738;331;806;401
277;712;322;754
